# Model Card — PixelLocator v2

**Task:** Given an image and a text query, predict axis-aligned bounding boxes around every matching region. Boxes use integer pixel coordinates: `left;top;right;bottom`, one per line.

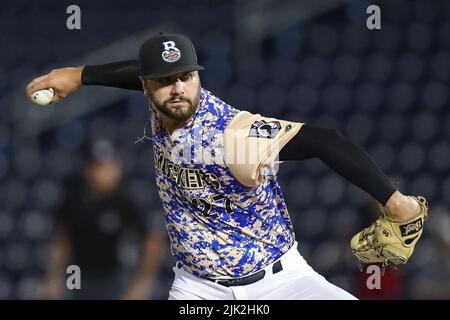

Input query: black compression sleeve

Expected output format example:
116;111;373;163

81;60;142;91
279;125;395;205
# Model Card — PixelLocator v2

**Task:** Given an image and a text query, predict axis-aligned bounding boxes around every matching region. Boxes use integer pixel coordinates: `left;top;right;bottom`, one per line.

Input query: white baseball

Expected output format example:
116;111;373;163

30;88;54;106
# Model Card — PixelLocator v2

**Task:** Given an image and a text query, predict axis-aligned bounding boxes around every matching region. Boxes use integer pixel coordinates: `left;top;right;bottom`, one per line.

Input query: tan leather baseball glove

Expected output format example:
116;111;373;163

350;196;429;270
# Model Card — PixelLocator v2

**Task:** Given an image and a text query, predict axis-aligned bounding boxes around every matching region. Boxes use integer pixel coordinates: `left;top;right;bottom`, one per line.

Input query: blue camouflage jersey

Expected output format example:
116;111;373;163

149;88;301;279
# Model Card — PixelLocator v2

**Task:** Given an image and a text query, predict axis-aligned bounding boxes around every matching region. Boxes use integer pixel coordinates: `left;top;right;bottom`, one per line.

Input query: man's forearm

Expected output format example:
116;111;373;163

81;60;142;91
280;125;396;206
46;228;72;277
122;233;166;299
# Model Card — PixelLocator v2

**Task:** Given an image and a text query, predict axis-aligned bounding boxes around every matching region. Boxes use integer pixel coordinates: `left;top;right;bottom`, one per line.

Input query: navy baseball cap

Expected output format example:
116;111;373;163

139;33;204;80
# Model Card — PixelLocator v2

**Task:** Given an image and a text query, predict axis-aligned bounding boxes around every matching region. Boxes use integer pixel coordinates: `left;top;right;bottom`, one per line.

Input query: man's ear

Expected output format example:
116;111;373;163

139;76;148;96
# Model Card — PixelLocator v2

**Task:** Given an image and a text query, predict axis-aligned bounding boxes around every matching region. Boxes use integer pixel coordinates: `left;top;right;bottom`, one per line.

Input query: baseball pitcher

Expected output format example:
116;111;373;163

26;33;428;300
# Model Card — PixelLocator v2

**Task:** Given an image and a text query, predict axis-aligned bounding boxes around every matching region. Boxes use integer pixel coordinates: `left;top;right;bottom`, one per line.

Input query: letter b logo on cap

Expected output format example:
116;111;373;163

162;41;181;63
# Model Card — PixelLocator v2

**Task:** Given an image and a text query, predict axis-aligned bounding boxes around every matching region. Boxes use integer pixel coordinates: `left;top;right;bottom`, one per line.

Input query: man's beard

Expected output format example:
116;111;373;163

151;90;200;122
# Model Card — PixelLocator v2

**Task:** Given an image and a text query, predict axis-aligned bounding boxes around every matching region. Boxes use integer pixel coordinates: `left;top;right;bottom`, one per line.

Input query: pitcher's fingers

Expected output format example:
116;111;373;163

52;95;61;103
26;74;50;95
26;74;51;97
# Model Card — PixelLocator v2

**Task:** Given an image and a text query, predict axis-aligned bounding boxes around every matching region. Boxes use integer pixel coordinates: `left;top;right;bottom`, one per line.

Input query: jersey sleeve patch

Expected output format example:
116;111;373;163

249;120;281;139
224;111;304;187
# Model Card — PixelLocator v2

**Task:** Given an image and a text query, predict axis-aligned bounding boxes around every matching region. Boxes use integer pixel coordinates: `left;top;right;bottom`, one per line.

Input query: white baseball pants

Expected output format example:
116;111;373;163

168;242;357;300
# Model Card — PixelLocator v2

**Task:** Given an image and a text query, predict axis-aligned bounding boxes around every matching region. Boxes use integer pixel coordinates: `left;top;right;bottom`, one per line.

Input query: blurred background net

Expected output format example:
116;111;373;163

0;0;449;299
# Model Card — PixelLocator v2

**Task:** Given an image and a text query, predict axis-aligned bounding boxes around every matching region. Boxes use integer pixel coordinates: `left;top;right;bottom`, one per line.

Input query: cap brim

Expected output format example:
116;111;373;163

142;65;204;80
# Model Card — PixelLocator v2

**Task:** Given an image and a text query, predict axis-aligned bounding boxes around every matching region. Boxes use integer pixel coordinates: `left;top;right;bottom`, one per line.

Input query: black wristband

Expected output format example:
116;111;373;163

80;65;93;85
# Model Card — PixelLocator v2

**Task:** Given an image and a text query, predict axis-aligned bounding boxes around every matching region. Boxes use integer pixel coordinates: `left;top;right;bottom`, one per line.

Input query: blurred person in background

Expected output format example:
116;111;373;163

40;140;165;300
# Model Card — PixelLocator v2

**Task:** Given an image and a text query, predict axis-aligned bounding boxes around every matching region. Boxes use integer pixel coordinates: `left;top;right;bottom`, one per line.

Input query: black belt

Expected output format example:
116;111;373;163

214;260;283;287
